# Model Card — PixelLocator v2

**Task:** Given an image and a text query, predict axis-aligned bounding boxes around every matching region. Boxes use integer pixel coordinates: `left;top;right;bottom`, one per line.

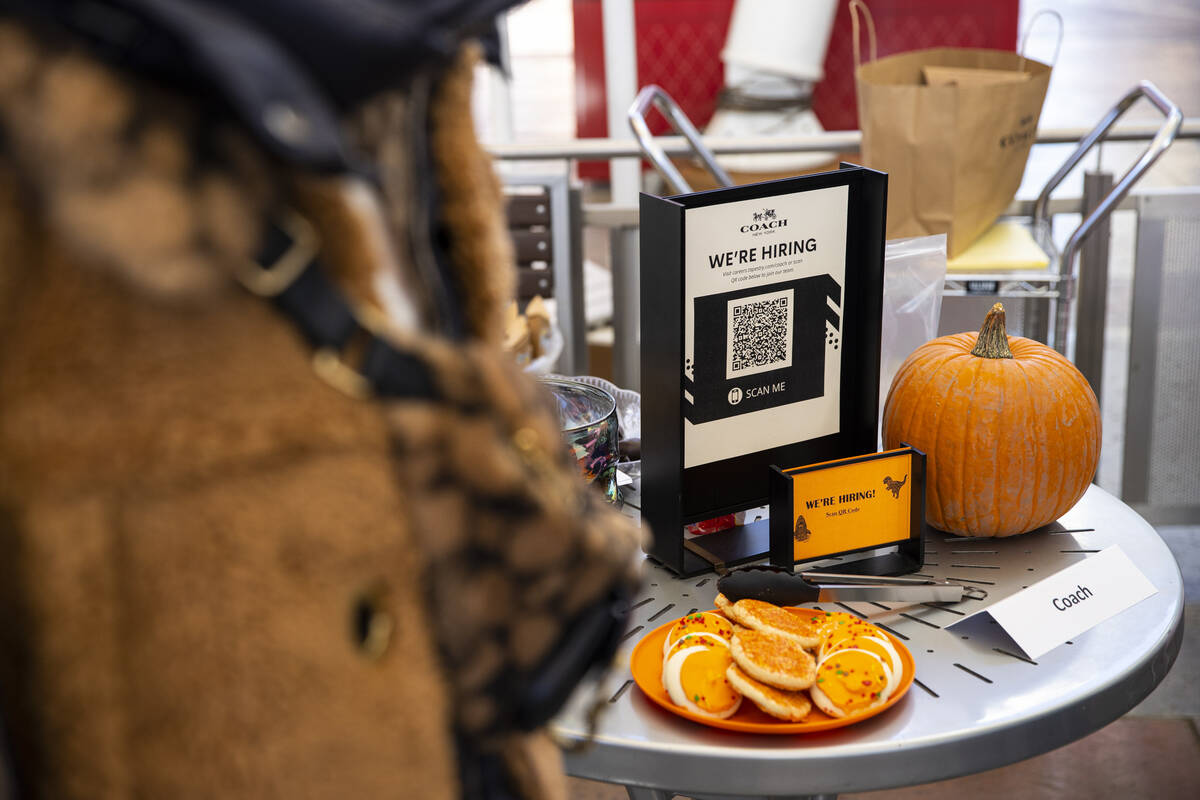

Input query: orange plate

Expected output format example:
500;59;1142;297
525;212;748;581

631;608;914;734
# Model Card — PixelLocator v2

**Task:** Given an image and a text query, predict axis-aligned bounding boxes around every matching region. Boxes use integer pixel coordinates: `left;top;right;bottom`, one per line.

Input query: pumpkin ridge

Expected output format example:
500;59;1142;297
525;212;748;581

1083;368;1101;465
913;352;966;529
1061;366;1100;513
895;348;959;451
1028;357;1058;532
1053;396;1086;521
1041;362;1070;525
1012;357;1039;535
1029;360;1057;532
936;352;974;534
960;356;985;535
986;357;1005;533
1038;359;1070;529
1060;381;1089;520
1057;374;1085;510
1009;337;1046;359
1063;375;1092;516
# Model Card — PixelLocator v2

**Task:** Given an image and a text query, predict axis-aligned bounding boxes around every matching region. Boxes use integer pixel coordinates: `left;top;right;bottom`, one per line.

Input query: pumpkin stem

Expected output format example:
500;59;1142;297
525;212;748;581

970;303;1014;359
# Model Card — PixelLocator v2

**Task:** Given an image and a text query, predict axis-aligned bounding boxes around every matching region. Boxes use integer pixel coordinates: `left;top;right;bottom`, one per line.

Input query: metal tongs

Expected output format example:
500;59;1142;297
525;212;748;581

717;565;987;606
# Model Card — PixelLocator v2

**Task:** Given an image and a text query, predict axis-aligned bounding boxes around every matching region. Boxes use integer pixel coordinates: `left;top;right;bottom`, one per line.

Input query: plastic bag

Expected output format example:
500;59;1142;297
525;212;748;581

879;235;947;438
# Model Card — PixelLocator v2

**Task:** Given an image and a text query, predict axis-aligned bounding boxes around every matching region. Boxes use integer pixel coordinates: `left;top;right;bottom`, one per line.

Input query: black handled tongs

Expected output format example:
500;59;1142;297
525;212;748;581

716;565;987;606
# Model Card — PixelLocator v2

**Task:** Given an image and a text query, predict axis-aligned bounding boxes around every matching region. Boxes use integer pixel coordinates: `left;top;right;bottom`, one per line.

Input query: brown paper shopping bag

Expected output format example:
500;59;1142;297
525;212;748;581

850;0;1052;256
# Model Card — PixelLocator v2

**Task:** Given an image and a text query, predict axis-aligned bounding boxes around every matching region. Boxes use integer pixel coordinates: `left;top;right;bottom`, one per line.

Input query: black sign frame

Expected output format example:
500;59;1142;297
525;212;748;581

639;165;888;575
768;447;927;575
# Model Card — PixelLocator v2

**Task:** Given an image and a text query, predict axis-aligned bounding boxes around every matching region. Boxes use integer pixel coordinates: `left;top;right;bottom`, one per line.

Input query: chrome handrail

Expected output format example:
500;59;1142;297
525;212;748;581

1034;81;1183;236
1030;81;1183;349
486;119;1200;161
627;84;731;194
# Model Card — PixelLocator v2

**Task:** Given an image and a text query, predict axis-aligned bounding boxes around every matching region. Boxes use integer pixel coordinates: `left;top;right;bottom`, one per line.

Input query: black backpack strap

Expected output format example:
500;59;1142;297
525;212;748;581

236;210;439;401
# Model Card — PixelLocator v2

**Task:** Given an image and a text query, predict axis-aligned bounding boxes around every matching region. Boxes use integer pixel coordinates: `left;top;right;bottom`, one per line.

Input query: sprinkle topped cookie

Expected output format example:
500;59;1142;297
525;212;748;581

810;648;893;718
663;611;735;656
662;641;742;719
823;633;902;695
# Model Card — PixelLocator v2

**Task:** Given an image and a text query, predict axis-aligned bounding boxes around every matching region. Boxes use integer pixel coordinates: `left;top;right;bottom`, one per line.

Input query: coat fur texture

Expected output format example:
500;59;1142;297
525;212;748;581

0;22;640;800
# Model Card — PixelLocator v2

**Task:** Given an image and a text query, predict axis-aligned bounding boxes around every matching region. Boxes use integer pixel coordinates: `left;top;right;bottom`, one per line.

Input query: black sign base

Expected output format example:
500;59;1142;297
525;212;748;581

671;521;772;577
815;549;924;577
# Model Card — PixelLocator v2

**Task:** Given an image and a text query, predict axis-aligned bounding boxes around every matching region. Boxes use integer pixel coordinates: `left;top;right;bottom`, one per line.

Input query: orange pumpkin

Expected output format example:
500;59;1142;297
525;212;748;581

882;303;1101;537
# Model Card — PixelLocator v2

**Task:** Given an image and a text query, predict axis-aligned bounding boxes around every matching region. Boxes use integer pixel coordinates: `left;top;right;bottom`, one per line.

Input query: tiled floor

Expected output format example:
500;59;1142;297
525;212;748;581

568;716;1200;799
842;719;1200;799
496;1;1200;798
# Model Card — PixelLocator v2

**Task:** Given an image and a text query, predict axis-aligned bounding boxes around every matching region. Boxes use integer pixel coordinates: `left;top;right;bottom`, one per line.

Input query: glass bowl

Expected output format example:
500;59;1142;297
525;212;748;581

540;377;620;501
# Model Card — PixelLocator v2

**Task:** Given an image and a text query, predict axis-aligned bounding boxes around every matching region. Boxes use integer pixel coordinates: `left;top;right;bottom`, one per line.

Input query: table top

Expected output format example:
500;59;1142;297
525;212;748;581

551;485;1185;797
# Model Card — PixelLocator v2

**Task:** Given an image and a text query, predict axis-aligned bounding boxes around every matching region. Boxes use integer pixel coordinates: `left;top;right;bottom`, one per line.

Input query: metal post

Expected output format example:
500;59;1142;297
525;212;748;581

1121;195;1168;506
1076;170;1115;398
564;186;588;374
602;0;641;390
1023;297;1050;345
601;0;640;205
610;225;641;390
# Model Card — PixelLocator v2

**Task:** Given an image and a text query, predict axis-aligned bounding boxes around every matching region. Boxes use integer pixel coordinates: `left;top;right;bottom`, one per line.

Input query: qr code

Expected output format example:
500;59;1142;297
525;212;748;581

726;288;793;379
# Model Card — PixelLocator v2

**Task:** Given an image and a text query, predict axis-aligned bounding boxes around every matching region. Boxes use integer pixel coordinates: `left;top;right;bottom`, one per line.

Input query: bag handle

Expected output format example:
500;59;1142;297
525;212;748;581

849;0;878;68
627;84;732;195
1019;9;1064;71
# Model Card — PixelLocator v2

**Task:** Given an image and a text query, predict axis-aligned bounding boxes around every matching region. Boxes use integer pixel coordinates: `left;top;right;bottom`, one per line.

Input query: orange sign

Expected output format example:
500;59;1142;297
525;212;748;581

770;448;925;570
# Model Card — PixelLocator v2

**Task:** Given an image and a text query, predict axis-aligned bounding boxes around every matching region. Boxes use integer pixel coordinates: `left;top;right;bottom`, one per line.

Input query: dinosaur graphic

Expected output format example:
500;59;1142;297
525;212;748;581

883;474;908;499
793;514;812;542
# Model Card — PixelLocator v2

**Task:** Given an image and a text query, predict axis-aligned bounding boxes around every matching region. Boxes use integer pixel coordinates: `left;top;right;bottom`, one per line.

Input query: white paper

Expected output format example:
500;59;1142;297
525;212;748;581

947;545;1157;660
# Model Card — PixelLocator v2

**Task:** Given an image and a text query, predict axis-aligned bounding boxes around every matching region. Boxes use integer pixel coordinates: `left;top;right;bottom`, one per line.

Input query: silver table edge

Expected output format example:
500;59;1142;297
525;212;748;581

555;485;1187;797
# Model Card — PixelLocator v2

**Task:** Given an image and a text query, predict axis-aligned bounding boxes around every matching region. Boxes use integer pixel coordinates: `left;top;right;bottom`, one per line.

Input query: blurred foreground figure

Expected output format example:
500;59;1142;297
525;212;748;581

0;2;641;798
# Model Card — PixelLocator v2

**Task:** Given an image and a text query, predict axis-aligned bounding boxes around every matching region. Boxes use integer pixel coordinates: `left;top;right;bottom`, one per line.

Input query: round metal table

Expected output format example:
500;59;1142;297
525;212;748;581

550;485;1185;799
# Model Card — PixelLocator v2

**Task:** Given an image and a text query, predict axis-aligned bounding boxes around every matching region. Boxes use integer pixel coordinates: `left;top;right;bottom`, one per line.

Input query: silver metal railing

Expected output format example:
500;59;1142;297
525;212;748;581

627;84;730;196
487;120;1200;162
622;83;1180;355
1034;82;1183;350
489;113;1200;389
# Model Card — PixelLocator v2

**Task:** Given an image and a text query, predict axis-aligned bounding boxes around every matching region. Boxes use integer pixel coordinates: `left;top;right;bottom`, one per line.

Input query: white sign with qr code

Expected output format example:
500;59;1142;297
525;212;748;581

681;184;848;469
726;288;794;380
